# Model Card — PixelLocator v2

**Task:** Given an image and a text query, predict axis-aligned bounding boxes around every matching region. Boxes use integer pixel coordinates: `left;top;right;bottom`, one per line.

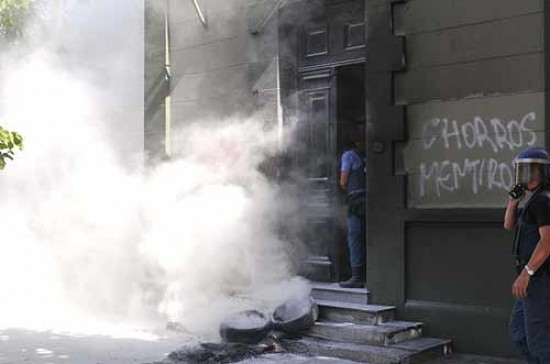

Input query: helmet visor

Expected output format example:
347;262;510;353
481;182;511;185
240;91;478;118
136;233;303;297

515;163;542;186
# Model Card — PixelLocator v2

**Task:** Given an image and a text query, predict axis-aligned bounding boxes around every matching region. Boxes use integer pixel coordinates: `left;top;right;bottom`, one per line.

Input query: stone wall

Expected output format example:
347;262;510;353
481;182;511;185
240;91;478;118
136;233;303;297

145;0;283;161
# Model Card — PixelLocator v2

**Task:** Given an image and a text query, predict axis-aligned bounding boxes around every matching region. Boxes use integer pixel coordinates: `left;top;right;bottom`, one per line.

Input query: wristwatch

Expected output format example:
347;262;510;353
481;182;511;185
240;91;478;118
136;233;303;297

525;265;535;277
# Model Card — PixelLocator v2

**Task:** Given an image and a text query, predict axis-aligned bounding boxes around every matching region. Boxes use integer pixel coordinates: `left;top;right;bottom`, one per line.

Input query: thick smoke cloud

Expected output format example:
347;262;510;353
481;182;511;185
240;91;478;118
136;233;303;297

0;0;308;340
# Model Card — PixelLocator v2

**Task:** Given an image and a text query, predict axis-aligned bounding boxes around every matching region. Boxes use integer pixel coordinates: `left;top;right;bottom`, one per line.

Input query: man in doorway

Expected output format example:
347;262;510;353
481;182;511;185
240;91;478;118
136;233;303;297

338;132;366;288
504;147;550;363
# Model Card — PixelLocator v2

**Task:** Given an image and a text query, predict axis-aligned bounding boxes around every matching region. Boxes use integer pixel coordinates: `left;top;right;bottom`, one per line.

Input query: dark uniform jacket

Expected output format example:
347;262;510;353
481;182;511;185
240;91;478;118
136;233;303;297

514;188;550;270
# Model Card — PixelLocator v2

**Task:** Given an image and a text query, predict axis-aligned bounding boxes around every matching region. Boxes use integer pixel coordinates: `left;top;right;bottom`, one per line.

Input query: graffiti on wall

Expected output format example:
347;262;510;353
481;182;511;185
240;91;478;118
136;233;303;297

419;112;537;197
404;93;545;208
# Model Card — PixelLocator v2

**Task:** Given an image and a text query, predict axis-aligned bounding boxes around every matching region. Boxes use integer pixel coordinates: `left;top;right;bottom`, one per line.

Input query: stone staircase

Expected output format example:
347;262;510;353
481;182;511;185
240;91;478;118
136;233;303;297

291;283;453;363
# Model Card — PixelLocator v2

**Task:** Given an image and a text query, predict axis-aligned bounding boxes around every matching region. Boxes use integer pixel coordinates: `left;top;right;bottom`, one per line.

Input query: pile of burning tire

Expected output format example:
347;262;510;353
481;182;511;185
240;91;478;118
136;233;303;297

219;297;319;344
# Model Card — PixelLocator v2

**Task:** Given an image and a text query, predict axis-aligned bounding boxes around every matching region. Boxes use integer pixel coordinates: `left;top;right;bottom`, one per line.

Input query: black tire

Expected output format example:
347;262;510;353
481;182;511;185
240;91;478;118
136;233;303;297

219;310;272;344
272;297;319;333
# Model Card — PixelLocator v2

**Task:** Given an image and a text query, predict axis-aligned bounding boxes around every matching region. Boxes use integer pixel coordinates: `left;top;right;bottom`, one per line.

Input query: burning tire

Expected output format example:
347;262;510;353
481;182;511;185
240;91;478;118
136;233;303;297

219;310;272;344
272;297;319;333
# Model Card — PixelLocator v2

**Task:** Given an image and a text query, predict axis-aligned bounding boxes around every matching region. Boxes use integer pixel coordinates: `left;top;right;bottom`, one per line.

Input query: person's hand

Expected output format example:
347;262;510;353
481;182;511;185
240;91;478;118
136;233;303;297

512;270;530;299
508;184;526;203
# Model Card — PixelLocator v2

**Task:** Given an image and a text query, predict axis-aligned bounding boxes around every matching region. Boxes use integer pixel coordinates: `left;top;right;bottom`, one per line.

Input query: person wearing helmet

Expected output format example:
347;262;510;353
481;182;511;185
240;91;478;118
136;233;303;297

504;147;550;363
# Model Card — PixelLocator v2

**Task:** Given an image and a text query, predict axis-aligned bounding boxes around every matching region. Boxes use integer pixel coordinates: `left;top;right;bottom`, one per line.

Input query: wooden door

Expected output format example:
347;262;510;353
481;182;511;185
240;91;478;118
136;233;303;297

277;0;366;282
297;69;341;282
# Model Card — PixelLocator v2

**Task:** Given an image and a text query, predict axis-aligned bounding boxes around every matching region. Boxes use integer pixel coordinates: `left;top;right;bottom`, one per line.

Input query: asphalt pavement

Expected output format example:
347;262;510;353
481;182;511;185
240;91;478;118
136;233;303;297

0;328;184;364
0;328;524;364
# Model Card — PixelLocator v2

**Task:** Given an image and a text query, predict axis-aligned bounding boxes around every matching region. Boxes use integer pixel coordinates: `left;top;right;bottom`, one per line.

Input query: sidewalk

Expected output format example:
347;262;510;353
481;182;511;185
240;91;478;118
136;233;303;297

233;353;523;364
423;354;523;364
235;353;358;363
0;328;183;364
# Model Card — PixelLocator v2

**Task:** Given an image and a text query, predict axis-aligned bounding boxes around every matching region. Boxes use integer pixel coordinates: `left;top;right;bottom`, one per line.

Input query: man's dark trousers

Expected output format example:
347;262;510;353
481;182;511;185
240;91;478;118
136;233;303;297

347;212;364;268
509;271;550;363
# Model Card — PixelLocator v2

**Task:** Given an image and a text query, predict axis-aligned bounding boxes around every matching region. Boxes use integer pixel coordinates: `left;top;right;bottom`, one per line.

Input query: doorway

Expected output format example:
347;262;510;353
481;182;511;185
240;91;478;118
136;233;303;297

336;63;366;282
337;64;365;158
296;62;366;283
277;0;367;284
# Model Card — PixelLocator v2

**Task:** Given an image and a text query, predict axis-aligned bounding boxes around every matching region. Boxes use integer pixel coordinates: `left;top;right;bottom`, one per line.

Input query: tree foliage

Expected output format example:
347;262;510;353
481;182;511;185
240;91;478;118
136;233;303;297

0;0;28;168
0;126;23;169
0;0;33;39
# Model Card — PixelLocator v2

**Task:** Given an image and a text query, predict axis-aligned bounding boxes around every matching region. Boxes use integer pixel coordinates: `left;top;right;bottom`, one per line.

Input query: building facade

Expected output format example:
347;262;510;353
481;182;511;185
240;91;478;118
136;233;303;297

145;0;548;356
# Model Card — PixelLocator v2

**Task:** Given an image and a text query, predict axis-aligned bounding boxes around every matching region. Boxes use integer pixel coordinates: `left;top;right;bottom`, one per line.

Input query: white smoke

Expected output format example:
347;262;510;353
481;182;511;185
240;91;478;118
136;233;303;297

0;0;309;341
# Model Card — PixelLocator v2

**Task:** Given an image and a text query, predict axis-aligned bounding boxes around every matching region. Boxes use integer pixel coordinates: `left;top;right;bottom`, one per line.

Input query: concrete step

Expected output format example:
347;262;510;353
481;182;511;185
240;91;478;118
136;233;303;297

309;320;423;346
294;336;453;364
422;353;523;364
392;337;453;363
311;282;370;305
316;299;396;325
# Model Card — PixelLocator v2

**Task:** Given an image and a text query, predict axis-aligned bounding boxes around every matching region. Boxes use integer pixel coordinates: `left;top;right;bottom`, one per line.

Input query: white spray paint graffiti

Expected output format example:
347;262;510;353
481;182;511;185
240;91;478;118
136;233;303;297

419;158;514;197
419;112;537;197
422;113;536;152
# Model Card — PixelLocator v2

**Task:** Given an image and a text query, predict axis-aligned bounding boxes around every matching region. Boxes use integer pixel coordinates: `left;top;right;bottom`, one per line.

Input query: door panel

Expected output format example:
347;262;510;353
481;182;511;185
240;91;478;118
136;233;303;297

298;70;340;282
307;91;331;178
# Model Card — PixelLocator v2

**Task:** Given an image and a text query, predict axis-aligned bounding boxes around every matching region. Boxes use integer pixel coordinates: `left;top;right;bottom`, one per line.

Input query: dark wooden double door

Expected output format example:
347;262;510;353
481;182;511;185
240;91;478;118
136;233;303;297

279;0;366;282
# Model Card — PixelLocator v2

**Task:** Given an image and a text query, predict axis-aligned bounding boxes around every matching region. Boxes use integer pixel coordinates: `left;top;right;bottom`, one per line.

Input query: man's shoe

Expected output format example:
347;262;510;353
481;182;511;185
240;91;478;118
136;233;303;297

339;266;365;288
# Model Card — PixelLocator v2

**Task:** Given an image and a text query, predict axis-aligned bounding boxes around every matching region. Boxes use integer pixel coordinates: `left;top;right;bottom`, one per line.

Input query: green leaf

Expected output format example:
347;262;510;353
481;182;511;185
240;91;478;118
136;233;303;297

12;132;23;149
0;125;23;170
0;0;34;40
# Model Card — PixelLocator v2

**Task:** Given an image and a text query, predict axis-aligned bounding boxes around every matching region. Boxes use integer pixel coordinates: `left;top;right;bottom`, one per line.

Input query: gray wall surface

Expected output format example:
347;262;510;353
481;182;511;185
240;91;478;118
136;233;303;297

145;0;281;160
395;0;545;208
366;0;547;356
405;93;545;208
169;0;280;143
145;0;167;162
